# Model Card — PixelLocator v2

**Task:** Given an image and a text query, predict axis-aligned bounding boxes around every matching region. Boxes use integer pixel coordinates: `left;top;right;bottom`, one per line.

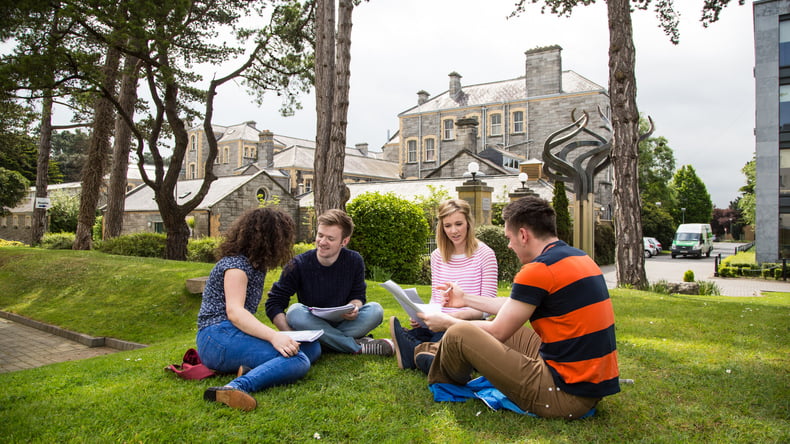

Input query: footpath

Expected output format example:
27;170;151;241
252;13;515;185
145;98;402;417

0;311;145;374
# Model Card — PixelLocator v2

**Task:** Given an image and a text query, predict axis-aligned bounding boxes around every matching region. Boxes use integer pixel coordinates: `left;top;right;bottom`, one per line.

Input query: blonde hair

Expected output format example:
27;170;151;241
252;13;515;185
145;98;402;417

435;199;479;263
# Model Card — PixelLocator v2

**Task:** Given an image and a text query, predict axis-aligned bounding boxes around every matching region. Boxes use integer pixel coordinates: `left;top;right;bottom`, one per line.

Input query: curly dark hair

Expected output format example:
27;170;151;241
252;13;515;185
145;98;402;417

218;207;296;272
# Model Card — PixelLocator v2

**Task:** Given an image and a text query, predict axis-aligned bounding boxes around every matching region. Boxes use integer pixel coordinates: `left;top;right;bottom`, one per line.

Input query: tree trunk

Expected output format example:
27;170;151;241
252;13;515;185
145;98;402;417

104;53;140;239
31;94;53;246
608;0;647;288
327;0;353;210
313;0;337;216
73;45;121;250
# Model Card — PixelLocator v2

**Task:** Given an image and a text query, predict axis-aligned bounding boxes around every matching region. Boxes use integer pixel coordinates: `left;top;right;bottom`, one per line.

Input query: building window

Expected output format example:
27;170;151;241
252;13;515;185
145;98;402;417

490;113;502;136
153;222;165;233
424;138;435;162
407;140;417;163
223;147;230;164
442;119;454;140
305;178;313;193
781;19;790;68
190;135;196;151
189;163;197;179
512;110;524;133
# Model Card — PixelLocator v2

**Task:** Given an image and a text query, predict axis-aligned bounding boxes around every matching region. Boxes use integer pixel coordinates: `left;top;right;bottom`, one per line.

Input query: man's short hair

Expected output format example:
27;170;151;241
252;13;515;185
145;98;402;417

502;196;557;239
317;209;354;239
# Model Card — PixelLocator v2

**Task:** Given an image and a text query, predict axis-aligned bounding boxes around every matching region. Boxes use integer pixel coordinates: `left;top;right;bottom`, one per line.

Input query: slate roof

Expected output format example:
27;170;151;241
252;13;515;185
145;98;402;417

273;145;400;180
298;174;555;208
121;169;288;212
399;71;605;117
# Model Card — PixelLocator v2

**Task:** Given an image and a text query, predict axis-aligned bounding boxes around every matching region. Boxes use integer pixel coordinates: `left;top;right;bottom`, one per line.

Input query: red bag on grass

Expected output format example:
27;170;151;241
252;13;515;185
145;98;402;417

165;348;216;380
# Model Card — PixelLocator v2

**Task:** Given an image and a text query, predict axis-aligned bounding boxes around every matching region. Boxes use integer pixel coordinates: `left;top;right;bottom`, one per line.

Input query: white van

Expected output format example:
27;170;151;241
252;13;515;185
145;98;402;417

671;223;714;258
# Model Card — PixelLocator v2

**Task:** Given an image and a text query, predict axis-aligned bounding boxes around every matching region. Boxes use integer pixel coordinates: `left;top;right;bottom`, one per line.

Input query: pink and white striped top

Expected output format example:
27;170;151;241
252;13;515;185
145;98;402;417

430;241;498;313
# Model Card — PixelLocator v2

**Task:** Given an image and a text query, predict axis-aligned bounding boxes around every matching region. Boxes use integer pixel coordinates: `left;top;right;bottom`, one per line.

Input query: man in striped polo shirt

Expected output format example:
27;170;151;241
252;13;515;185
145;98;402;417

418;196;620;419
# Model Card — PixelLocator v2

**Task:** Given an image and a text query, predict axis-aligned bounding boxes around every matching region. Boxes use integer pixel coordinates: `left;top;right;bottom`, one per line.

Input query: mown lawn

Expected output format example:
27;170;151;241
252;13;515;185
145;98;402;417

0;247;788;443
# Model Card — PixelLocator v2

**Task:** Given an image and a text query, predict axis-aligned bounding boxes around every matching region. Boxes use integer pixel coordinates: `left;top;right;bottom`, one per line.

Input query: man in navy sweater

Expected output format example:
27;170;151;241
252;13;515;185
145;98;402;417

265;209;393;356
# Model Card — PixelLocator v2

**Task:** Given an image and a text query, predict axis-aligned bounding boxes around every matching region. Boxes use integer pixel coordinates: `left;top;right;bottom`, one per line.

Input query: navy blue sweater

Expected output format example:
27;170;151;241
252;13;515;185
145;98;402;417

265;248;367;321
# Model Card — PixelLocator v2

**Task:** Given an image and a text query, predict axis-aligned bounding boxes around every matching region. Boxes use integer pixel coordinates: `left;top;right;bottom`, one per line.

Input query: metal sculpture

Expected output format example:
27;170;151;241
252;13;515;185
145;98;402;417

541;107;653;258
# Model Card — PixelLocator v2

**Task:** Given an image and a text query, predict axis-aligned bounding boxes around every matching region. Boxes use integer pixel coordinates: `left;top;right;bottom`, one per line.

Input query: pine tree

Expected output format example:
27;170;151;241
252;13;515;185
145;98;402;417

552;181;572;245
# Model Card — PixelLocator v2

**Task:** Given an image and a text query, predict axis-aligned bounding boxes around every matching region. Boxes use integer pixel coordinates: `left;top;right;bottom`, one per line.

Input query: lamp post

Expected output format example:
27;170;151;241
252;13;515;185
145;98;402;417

519;172;528;190
729;217;733;239
468;162;479;182
681;207;686;224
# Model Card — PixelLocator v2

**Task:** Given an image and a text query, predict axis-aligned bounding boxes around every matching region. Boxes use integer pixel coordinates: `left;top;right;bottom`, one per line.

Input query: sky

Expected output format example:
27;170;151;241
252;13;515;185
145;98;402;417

164;1;756;209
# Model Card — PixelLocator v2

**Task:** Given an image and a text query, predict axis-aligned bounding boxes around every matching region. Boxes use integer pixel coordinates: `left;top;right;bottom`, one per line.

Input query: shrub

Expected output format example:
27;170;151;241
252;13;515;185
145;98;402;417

648;279;671;295
96;232;167;258
41;232;76;250
683;270;695;282
415;255;432;286
697;280;721;296
347;192;429;284
490;202;506;226
594;223;615;266
0;238;27;247
187;237;220;263
476;225;521;284
293;242;314;256
92;215;103;241
48;190;80;233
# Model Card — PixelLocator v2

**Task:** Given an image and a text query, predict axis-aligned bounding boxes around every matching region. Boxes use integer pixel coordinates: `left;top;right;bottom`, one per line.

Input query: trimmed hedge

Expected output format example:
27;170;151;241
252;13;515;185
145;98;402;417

41;232;76;250
96;232;168;258
347;192;430;284
475;225;521;284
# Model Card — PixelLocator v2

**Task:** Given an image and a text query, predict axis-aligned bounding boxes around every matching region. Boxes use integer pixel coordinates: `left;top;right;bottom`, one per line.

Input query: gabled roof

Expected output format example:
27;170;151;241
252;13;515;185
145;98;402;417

121;169;288;212
399;71;605;117
298;174;556;208
273;145;400;180
423;150;510;179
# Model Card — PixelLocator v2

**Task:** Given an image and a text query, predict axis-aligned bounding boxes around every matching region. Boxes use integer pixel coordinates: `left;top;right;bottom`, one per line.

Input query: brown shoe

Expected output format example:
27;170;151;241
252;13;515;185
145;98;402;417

204;386;257;411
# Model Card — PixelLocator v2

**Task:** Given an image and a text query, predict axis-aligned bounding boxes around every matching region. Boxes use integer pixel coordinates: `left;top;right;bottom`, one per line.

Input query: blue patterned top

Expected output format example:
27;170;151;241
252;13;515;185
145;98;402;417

197;255;266;330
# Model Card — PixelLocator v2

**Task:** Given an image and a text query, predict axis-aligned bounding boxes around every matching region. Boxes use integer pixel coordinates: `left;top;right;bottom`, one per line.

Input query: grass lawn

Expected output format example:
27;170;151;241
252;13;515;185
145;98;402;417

0;247;788;443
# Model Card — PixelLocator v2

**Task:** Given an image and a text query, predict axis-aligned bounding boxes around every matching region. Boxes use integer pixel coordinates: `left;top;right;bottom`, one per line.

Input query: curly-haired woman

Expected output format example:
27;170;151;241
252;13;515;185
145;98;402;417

196;208;321;411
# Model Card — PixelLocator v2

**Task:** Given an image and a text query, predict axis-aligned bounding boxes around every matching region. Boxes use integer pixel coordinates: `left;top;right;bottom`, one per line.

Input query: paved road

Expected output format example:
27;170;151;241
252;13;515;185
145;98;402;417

601;242;790;296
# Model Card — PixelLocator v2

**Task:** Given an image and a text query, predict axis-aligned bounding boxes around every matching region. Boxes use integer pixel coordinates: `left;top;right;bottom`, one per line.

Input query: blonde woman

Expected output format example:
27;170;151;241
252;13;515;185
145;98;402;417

390;199;498;370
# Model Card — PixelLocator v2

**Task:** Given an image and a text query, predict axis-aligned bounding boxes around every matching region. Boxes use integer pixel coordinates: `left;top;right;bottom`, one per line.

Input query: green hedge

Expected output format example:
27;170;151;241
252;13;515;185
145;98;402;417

475;225;521;284
41;232;76;250
96;232;168;258
347;192;429;284
594;223;615;266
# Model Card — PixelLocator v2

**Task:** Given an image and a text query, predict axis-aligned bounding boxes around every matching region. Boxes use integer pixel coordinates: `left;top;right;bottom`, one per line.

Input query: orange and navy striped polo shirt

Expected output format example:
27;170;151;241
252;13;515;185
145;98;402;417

511;240;620;398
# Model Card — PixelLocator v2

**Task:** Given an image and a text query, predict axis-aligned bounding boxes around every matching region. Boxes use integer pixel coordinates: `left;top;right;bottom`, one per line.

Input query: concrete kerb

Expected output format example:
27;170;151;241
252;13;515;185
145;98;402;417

0;310;147;351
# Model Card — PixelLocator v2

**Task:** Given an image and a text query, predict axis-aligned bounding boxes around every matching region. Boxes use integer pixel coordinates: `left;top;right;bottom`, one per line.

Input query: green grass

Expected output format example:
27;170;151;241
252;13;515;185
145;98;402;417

1;247;788;443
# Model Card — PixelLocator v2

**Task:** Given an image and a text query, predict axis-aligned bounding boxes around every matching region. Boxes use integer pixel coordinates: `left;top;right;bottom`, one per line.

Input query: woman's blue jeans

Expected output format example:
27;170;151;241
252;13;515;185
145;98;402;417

285;302;384;353
196;320;321;393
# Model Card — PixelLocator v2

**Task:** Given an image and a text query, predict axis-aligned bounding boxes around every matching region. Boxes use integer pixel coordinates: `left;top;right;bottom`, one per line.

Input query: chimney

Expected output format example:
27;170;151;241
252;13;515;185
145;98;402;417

355;143;369;156
245;120;257;128
448;72;462;98
417;90;429;105
258;130;274;168
456;117;479;154
525;45;562;97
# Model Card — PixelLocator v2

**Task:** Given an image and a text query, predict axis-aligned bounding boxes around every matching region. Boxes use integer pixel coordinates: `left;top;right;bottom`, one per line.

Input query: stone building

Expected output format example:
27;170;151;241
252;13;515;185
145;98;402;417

183;121;399;195
117;169;310;240
386;45;613;216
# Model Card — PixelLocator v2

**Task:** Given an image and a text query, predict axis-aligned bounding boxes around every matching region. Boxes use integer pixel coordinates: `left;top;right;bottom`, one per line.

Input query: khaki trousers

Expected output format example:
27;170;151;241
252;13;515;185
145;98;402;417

421;322;599;419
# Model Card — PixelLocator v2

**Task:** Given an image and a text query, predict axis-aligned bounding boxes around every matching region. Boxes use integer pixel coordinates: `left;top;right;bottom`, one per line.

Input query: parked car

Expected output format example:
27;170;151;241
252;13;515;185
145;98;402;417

643;237;655;258
646;237;662;255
